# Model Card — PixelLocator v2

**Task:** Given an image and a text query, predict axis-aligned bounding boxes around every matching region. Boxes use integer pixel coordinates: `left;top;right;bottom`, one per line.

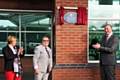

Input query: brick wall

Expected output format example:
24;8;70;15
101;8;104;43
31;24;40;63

0;58;4;71
53;0;90;80
53;0;120;80
55;0;88;64
56;24;87;64
52;69;93;80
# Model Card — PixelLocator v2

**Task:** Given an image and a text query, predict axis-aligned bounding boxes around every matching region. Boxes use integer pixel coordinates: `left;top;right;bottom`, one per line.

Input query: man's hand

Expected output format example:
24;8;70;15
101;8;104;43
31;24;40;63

92;43;101;50
35;68;40;74
49;67;52;72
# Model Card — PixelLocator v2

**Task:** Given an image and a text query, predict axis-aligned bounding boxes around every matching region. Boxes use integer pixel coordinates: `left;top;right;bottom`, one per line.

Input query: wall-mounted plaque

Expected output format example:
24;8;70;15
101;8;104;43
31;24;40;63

64;12;77;24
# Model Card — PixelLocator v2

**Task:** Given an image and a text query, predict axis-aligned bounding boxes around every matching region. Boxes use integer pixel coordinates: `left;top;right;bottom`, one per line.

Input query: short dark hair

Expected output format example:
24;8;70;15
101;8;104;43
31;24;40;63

42;36;49;40
104;24;112;28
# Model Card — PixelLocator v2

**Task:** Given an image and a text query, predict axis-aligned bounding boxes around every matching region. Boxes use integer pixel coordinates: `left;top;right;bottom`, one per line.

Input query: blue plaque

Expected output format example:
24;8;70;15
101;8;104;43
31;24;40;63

64;12;77;24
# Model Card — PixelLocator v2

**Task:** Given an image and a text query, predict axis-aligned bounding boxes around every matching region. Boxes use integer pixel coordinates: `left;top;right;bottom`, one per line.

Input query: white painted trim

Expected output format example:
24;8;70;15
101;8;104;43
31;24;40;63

57;6;88;10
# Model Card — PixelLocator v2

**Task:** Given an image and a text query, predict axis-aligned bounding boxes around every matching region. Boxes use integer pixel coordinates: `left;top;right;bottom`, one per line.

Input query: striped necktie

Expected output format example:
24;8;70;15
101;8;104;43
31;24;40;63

45;47;50;58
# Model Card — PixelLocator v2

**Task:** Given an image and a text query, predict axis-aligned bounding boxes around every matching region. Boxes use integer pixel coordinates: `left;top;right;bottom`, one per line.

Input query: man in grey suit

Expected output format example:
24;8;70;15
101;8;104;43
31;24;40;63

92;24;119;80
33;36;52;80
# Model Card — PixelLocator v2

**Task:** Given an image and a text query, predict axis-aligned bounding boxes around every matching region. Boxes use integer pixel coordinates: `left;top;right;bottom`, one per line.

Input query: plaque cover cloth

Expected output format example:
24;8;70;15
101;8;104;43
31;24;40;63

77;7;87;25
59;6;64;25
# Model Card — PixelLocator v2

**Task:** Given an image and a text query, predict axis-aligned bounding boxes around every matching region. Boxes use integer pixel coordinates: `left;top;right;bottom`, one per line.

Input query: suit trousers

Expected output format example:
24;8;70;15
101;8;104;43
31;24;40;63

35;72;49;80
5;71;22;80
100;65;116;80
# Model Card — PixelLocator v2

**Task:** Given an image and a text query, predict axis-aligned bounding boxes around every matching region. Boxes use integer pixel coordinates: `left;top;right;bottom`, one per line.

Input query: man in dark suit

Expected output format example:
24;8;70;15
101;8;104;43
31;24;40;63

92;24;119;80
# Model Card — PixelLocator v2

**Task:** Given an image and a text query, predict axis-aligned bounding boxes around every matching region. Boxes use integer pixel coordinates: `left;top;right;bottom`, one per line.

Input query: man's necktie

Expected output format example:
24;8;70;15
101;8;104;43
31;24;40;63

45;47;50;58
105;35;109;43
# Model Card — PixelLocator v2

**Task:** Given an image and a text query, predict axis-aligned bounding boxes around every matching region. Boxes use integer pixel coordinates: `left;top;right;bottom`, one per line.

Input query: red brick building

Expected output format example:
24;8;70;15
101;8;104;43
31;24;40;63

0;0;120;80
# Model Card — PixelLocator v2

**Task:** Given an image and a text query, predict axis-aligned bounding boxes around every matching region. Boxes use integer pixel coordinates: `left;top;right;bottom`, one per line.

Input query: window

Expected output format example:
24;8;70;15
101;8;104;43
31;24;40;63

88;0;120;63
0;12;53;56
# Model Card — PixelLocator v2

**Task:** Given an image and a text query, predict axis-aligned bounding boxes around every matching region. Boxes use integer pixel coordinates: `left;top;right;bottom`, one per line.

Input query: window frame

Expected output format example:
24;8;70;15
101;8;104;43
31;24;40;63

88;17;120;63
0;9;53;56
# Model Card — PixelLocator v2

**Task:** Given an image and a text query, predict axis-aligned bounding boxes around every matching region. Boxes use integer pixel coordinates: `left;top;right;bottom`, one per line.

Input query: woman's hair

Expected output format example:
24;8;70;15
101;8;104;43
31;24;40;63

7;35;17;44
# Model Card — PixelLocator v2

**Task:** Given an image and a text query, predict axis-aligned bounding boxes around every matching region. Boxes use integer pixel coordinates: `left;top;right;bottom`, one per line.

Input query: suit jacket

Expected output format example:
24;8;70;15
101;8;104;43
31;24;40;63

33;45;52;73
100;34;119;65
2;45;23;71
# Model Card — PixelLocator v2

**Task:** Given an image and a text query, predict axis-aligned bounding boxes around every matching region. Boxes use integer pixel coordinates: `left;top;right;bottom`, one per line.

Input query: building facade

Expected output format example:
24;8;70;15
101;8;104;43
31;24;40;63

0;0;120;80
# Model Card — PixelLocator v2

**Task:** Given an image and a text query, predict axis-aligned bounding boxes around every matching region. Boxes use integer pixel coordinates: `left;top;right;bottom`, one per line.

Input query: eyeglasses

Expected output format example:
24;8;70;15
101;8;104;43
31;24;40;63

42;40;49;42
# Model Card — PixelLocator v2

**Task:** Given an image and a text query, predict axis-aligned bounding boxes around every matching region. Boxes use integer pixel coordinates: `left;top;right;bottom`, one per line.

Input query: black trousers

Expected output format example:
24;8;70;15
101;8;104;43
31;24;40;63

100;65;116;80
